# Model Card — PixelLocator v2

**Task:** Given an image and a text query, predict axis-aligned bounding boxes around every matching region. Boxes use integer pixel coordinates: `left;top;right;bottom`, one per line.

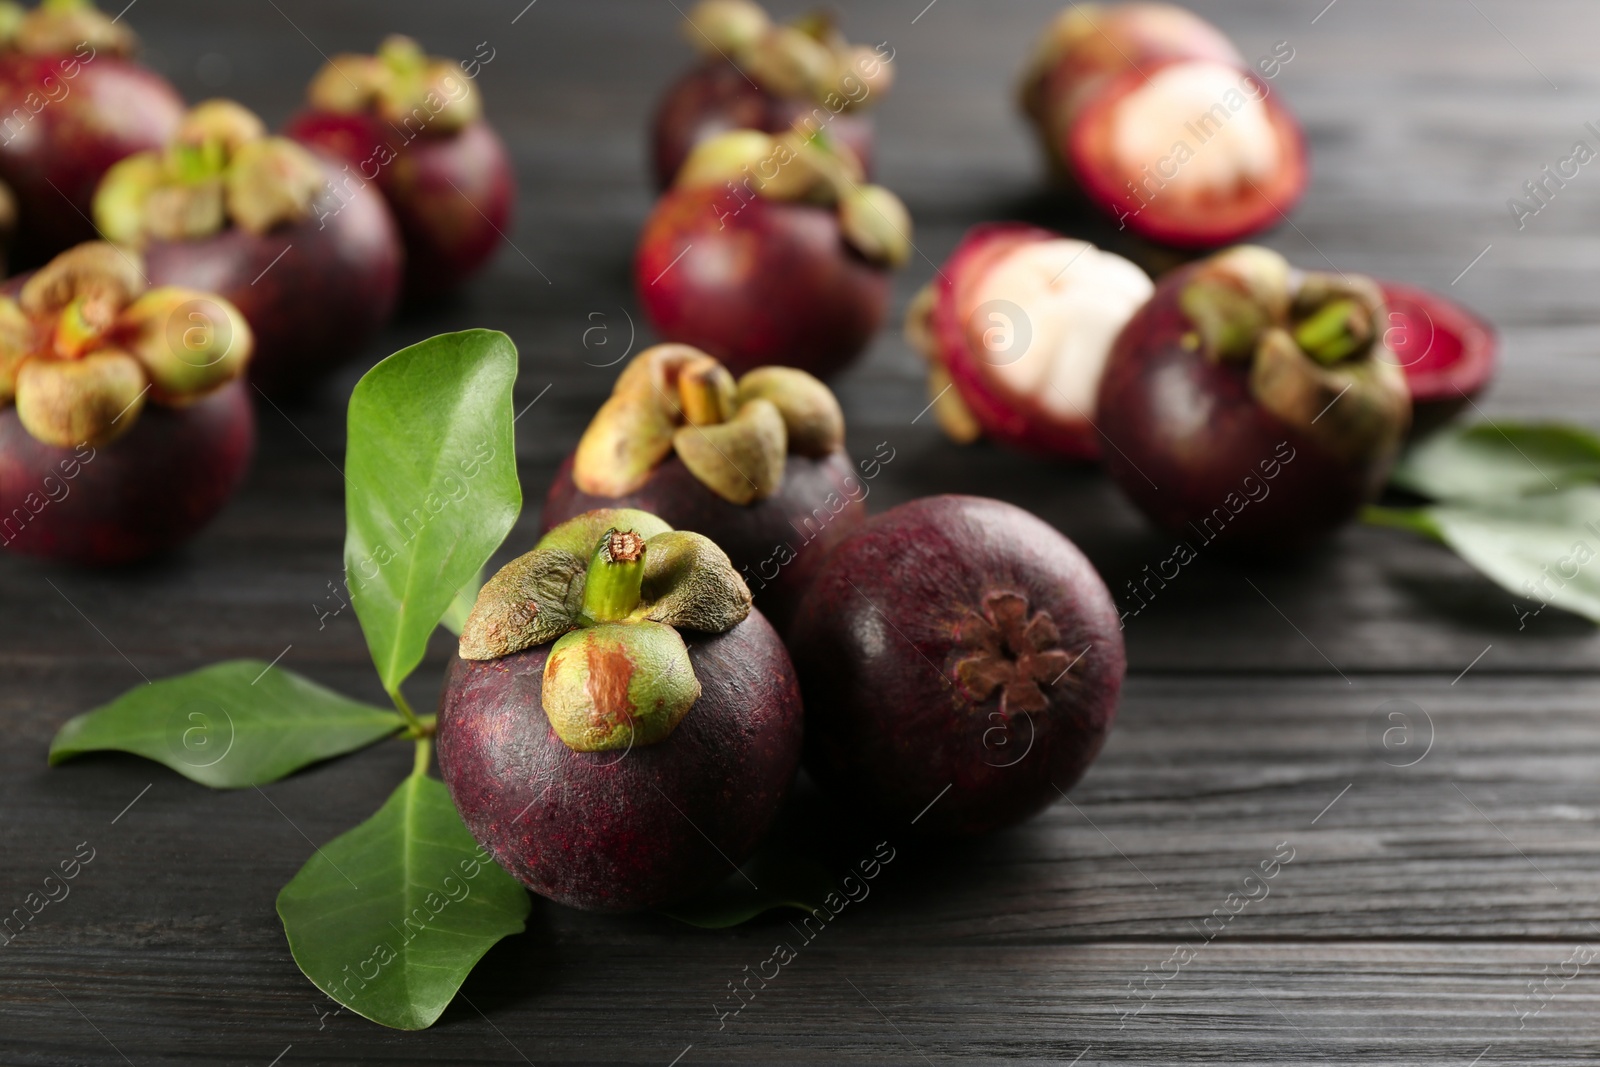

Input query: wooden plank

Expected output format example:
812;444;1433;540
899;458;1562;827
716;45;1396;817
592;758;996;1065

5;0;1600;1062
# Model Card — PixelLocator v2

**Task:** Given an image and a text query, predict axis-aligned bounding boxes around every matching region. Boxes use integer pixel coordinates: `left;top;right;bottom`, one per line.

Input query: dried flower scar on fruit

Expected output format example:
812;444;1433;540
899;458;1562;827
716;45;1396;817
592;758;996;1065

637;128;909;379
0;241;256;564
438;508;803;912
94;99;402;397
542;344;865;634
790;495;1126;837
1019;2;1307;248
0;0;185;264
1096;245;1412;552
651;0;893;188
906;222;1153;460
286;35;516;300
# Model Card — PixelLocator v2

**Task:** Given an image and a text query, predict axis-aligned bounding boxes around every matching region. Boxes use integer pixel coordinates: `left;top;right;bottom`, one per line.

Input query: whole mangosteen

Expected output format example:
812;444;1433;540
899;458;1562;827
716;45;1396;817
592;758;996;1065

0;0;185;265
789;495;1126;838
542;343;868;634
437;508;804;912
637;128;909;379
1096;245;1412;552
93;99;403;398
651;0;892;188
904;222;1153;460
1019;3;1307;248
285;35;516;300
0;241;255;564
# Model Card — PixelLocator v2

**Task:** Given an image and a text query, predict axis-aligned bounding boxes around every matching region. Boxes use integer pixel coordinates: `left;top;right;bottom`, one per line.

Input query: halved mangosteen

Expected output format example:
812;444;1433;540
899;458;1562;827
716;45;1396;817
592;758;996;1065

1377;281;1497;438
905;222;1153;460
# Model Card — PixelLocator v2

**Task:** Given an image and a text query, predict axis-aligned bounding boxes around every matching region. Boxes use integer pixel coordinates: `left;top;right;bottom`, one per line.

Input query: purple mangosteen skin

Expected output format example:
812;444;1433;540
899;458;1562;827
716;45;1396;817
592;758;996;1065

285;109;516;299
635;186;890;380
0;379;254;565
1096;263;1386;554
141;150;403;398
789;495;1126;838
437;612;804;912
650;59;875;189
540;449;865;635
0;54;184;266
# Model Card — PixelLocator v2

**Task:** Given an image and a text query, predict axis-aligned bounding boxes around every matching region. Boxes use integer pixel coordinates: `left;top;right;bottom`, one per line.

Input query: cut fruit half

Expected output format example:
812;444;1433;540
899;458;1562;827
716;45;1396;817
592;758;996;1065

910;223;1153;460
1377;281;1498;437
1068;59;1308;248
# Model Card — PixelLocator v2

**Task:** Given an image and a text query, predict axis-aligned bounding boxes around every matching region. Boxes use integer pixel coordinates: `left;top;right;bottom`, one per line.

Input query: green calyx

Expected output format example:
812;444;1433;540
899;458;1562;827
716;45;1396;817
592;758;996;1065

675;128;912;268
1177;245;1411;464
1;242;254;447
94;100;323;245
456;509;753;753
682;0;892;110
572;344;845;504
306;34;480;134
3;0;135;58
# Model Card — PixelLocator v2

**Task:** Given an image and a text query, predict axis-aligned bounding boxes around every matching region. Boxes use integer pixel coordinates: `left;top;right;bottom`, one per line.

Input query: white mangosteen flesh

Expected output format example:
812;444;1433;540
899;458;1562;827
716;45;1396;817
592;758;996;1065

963;238;1153;419
1109;61;1281;203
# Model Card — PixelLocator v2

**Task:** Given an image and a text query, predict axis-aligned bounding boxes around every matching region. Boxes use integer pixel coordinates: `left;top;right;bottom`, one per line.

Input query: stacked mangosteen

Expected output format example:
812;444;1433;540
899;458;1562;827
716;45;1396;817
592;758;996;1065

0;2;519;564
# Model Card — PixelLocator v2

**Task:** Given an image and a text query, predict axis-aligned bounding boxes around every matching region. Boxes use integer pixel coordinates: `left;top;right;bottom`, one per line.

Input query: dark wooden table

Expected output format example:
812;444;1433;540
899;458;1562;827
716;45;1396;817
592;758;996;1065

5;1;1599;1063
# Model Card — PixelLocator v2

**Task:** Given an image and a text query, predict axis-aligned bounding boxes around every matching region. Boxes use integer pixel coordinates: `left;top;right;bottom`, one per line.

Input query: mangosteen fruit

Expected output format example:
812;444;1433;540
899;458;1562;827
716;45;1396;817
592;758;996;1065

651;0;892;188
636;128;909;378
93;99;403;398
1376;281;1497;438
789;495;1125;838
1096;245;1412;553
284;35;516;300
0;241;256;564
0;0;185;265
542;343;866;634
1019;3;1307;248
437;508;804;911
904;222;1153;460
0;175;14;274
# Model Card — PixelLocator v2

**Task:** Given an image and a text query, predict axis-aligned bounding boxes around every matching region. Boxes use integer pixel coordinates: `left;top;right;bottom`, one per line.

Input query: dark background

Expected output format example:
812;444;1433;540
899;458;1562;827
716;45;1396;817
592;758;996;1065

4;1;1599;1063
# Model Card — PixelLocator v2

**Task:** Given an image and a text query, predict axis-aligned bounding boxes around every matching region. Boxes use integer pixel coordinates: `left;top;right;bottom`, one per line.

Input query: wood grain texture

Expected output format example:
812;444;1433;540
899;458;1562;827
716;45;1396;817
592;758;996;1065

4;0;1600;1063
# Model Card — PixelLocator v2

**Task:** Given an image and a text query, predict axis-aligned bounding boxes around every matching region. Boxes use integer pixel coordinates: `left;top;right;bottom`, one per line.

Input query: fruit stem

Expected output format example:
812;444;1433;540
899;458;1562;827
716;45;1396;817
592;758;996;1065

412;736;431;778
391;688;425;734
1294;298;1371;365
379;34;426;75
52;296;105;360
677;357;735;426
401;713;436;740
580;528;647;623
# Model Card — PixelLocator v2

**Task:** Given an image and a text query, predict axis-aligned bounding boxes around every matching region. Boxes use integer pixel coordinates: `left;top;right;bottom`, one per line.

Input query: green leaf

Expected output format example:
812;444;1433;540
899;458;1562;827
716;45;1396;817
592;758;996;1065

1367;489;1600;623
48;661;402;788
344;330;522;695
660;831;838;929
1363;505;1445;542
1394;422;1600;503
438;568;484;637
276;759;531;1031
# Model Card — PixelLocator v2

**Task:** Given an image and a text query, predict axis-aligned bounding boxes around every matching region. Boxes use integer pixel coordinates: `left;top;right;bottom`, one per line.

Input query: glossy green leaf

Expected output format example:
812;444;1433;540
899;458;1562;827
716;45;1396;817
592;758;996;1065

344;330;522;695
1367;488;1600;623
438;568;484;637
1394;422;1600;503
48;661;402;788
276;760;531;1031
